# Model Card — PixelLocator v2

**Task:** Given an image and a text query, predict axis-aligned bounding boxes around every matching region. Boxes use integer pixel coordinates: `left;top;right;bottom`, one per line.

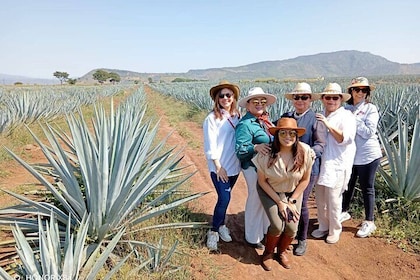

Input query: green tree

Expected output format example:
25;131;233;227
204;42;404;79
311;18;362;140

53;71;69;85
108;72;121;84
67;78;77;85
92;70;110;84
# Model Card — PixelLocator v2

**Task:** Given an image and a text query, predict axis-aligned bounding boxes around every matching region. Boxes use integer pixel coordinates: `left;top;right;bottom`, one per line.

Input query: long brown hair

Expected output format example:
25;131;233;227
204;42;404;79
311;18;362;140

212;89;240;120
268;132;305;171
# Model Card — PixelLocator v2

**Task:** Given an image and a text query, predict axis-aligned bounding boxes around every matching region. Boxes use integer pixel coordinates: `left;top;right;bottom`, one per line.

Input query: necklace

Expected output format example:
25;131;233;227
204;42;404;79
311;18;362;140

279;151;293;171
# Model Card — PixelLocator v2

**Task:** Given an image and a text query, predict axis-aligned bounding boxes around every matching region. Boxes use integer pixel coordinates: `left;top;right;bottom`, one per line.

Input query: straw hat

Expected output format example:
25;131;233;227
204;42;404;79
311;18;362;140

209;80;240;100
347;77;376;91
268;117;306;137
238;87;277;108
285;82;320;100
319;83;351;102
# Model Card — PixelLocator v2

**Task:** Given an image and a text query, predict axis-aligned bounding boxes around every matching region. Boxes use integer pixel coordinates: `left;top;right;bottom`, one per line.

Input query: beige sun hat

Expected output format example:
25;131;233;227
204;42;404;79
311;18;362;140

238;87;277;108
319;83;351;102
284;82;320;100
209;80;240;100
347;77;376;91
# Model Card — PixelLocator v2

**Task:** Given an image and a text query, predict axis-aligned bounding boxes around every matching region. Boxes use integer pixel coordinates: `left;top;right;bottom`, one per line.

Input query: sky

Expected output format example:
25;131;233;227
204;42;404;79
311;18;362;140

1;0;419;79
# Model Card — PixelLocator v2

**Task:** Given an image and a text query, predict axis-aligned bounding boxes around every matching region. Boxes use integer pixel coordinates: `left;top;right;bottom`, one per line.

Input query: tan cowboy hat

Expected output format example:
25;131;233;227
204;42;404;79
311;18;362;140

347;77;376;91
285;82;320;100
238;87;277;108
319;83;351;102
209;80;240;100
268;117;306;137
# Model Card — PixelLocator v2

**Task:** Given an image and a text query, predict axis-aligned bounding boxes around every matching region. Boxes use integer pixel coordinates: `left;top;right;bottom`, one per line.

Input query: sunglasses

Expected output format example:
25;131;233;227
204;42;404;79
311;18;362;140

250;99;267;106
352;87;369;93
293;95;310;101
323;96;341;101
279;130;297;138
219;93;233;99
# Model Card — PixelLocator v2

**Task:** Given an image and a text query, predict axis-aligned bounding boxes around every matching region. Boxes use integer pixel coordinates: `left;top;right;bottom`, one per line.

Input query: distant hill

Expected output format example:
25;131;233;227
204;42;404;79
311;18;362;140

78;50;420;83
0;73;56;85
2;50;420;85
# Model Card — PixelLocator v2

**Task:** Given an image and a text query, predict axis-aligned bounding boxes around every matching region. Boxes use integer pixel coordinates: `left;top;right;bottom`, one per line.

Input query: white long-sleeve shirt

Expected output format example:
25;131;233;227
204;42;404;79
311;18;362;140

203;110;241;176
317;107;356;189
348;102;382;165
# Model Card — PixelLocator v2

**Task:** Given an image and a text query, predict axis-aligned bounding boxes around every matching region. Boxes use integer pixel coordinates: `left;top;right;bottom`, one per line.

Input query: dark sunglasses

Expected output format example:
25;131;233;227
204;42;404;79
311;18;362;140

323;96;340;101
219;93;233;99
293;95;310;101
352;87;369;93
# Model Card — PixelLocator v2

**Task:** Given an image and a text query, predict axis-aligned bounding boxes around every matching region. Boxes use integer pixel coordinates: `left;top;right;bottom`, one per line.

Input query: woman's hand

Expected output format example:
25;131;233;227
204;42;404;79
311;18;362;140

216;166;228;183
315;113;330;129
287;203;300;223
254;143;271;156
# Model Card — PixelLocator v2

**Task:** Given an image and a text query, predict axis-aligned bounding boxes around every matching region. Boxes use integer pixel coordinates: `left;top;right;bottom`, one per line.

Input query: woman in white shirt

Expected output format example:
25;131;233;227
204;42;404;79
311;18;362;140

341;77;382;238
203;80;241;251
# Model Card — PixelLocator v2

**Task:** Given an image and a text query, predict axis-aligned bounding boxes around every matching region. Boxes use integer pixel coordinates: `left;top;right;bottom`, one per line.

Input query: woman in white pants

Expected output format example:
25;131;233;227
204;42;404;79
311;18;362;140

235;87;277;249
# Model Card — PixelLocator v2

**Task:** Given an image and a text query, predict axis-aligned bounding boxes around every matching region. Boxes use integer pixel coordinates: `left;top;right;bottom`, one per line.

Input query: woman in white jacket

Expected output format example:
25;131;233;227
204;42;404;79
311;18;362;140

340;77;382;238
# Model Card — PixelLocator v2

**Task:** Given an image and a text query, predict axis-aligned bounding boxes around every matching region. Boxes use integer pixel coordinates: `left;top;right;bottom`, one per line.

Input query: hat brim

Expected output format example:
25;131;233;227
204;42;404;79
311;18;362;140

318;92;352;102
210;83;240;100
346;83;376;91
284;93;320;100
268;127;306;137
238;94;277;108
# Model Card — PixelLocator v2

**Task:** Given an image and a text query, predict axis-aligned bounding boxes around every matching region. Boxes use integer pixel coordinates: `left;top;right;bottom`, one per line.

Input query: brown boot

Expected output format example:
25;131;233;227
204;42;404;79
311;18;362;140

277;233;294;269
261;234;280;271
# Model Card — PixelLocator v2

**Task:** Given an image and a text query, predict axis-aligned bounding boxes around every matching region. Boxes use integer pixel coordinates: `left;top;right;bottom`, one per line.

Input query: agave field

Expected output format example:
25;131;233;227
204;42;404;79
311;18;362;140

0;76;419;279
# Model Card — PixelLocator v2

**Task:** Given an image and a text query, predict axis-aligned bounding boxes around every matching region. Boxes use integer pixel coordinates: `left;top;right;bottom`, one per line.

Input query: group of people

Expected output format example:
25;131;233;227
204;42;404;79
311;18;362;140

202;77;382;271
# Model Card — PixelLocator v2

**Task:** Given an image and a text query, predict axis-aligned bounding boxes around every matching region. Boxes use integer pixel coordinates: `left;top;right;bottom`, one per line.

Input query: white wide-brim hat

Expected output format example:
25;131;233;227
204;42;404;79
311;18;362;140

238;87;277;108
284;82;320;100
347;76;376;91
319;83;351;102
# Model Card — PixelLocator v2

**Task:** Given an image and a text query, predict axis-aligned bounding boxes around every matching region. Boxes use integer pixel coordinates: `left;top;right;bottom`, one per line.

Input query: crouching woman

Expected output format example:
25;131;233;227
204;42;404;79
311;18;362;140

252;117;314;271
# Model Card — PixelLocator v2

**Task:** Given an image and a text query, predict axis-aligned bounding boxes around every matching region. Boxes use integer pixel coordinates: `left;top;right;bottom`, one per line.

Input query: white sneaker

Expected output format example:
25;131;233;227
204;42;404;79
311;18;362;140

356;221;376;238
339;212;351;223
206;230;219;250
311;229;328;239
218;225;232;242
326;234;340;244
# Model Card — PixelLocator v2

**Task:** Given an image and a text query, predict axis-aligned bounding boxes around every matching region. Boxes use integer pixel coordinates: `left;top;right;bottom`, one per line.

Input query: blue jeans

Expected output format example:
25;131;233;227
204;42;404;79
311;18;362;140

342;158;380;221
210;172;239;231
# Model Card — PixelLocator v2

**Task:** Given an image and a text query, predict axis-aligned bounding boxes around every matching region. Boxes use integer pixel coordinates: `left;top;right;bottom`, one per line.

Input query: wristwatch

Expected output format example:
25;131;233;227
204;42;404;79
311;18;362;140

288;197;297;204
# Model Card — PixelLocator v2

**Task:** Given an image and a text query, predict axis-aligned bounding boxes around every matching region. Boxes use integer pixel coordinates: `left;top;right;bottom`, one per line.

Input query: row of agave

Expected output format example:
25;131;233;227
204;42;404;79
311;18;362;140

0;86;207;278
0;85;128;134
149;77;420;202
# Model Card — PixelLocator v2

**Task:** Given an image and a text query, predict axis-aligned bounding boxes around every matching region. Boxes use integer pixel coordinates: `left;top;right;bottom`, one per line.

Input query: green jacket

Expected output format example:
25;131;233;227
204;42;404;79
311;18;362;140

235;112;271;170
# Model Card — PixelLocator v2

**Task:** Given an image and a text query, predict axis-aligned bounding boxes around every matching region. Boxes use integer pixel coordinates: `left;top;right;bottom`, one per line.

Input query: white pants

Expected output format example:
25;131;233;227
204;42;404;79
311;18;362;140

242;167;270;244
315;171;345;239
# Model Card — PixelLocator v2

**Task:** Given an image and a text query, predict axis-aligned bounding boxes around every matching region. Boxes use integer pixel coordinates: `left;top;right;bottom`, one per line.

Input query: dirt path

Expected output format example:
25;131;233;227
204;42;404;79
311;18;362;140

146;87;419;280
0;88;418;280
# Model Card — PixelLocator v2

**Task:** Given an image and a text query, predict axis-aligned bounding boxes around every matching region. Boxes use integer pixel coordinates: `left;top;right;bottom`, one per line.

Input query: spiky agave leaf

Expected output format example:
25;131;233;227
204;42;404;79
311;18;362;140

378;112;420;201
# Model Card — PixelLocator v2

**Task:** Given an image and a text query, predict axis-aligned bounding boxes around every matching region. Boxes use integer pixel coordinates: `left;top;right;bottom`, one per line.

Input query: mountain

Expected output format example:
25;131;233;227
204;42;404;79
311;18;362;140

0;74;56;85
2;50;420;85
78;50;420;83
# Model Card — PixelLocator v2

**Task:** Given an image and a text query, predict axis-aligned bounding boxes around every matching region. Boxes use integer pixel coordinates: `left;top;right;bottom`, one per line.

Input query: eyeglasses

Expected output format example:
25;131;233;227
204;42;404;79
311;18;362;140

293;95;310;101
219;93;233;99
250;99;267;106
278;130;297;138
352;87;369;93
323;96;340;101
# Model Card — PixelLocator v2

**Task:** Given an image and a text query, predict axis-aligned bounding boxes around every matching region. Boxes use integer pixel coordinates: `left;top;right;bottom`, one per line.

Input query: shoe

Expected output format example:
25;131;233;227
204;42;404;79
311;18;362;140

247;241;265;250
311;229;328;239
206;230;219;251
294;239;307;256
356;221;376;238
218;225;232;242
339;212;351;223
326;234;340;244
